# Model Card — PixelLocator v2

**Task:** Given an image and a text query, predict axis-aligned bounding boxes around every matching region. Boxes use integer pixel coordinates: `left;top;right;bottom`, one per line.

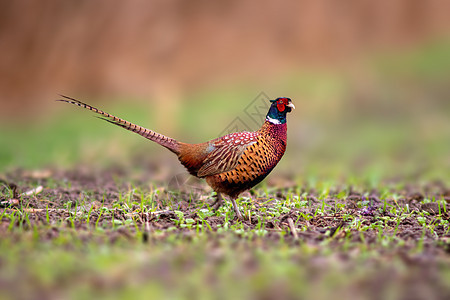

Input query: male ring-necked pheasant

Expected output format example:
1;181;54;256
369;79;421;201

58;96;294;220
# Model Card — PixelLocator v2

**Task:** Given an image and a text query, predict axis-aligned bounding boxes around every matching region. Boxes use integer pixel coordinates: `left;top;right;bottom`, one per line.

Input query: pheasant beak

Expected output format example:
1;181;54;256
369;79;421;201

286;102;295;110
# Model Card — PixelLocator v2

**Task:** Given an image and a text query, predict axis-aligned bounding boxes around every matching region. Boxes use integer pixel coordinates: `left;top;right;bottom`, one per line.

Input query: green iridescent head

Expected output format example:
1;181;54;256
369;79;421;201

266;97;295;124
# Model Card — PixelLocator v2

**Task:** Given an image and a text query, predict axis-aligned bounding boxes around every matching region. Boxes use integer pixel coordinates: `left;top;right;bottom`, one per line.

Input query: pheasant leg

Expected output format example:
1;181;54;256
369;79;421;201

230;198;243;221
211;192;224;210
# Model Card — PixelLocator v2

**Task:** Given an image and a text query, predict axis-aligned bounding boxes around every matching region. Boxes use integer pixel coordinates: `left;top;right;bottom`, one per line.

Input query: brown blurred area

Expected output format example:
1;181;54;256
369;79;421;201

0;0;449;120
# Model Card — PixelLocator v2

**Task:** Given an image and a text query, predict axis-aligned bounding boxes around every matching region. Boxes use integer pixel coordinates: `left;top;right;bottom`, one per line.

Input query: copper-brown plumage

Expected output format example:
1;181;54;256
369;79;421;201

58;95;294;220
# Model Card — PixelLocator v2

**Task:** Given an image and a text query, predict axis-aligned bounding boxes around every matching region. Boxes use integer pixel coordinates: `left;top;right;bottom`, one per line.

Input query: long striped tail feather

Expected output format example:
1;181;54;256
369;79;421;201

57;95;181;154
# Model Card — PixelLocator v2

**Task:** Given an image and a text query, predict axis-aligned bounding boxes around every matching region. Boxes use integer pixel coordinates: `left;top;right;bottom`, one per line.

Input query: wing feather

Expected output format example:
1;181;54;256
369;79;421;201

197;132;259;177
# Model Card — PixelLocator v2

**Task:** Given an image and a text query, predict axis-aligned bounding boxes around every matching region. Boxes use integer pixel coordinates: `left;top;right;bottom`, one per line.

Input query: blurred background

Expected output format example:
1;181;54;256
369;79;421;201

0;0;449;182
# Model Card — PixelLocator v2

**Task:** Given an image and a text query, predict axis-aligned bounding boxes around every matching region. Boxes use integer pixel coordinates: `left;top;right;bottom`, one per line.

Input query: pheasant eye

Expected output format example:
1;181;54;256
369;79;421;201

277;98;288;105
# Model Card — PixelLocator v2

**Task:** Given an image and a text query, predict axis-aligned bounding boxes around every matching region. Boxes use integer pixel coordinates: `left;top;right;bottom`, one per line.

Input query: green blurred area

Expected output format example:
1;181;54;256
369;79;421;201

0;227;447;300
1;40;449;183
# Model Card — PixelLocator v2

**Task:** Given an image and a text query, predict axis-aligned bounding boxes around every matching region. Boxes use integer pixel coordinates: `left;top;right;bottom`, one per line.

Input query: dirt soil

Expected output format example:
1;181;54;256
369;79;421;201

1;167;449;299
2;168;448;234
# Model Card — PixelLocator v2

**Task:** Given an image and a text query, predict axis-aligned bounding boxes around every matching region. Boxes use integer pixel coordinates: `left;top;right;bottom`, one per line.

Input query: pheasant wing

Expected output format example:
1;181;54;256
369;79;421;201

197;132;259;177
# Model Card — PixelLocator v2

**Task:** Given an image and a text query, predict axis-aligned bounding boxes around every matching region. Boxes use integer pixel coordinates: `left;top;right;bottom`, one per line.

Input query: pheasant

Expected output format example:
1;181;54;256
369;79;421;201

58;96;295;220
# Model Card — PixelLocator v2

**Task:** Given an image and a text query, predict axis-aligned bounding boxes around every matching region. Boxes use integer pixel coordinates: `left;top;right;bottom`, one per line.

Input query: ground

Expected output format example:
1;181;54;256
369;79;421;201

0;167;449;300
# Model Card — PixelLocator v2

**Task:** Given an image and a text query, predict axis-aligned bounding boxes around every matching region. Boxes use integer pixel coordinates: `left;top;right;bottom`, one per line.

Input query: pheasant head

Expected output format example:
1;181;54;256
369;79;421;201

266;97;295;124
